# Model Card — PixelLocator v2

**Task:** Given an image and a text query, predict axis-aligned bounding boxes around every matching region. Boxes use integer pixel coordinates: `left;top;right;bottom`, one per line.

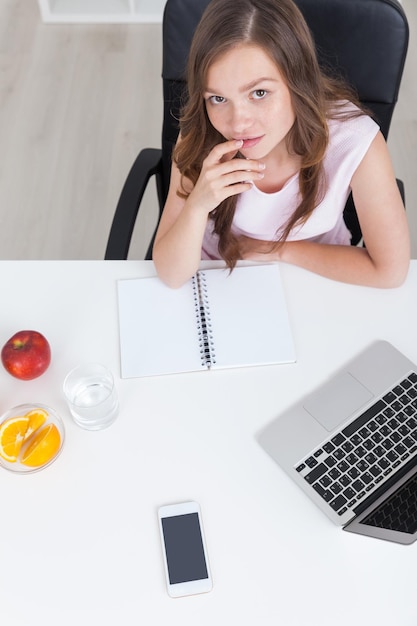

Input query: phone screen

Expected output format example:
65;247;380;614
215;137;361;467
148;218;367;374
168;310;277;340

161;512;209;584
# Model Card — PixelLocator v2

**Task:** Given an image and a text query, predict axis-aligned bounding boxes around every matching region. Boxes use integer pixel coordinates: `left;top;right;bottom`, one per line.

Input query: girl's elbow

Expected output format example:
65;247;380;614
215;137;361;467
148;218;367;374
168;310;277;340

153;263;189;289
153;257;194;289
380;257;410;288
159;275;189;289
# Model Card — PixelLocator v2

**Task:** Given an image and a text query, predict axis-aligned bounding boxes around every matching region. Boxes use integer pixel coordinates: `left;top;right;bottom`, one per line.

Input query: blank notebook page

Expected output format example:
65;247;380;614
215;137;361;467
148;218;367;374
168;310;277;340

118;275;200;377
202;265;295;369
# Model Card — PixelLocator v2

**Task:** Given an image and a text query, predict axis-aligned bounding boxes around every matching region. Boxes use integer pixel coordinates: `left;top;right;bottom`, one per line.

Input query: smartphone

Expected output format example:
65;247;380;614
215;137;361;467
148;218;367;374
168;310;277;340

158;501;213;597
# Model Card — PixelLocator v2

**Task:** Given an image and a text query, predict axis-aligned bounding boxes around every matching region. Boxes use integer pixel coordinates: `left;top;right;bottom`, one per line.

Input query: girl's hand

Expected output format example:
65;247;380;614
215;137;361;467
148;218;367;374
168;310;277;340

188;139;266;214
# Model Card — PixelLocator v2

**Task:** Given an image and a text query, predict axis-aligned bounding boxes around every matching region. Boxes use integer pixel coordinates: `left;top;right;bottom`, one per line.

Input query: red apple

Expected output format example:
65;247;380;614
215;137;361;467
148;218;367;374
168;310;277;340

1;330;51;380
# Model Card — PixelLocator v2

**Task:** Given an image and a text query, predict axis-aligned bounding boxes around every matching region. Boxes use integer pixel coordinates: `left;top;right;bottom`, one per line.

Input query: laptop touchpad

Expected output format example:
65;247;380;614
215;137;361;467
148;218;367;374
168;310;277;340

304;372;374;432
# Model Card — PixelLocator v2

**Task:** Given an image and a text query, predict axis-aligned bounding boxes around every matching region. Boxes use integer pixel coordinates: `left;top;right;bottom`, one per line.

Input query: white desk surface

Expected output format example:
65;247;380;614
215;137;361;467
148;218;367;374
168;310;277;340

1;260;417;626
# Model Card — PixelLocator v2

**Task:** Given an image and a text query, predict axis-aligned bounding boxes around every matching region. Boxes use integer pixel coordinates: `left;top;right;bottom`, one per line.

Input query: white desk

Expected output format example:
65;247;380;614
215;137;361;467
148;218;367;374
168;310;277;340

1;260;417;626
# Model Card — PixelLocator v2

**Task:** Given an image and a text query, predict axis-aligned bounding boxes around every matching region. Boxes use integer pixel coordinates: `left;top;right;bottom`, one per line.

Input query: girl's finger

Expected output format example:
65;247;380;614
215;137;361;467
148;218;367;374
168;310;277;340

218;158;266;176
206;139;243;164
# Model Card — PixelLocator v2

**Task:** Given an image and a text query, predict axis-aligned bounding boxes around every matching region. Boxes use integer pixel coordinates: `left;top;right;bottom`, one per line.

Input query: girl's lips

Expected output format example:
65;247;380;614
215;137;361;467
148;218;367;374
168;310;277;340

236;136;263;149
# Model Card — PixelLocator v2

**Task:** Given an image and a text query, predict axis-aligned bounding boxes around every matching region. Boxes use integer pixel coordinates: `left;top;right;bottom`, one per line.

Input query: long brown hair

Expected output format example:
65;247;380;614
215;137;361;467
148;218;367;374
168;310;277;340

174;0;364;268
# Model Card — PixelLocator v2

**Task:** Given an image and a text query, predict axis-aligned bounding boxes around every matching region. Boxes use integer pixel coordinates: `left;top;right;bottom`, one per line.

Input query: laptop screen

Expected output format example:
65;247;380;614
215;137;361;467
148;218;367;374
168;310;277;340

361;472;417;534
344;465;417;544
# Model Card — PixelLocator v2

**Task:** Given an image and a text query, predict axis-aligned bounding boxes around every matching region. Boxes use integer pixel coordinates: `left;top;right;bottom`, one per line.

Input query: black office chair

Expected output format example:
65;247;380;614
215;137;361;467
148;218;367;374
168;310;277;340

105;0;409;260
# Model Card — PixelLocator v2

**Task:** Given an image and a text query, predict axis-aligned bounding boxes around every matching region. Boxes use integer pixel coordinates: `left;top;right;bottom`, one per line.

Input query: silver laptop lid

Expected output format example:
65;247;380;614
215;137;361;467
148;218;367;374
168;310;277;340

257;341;417;532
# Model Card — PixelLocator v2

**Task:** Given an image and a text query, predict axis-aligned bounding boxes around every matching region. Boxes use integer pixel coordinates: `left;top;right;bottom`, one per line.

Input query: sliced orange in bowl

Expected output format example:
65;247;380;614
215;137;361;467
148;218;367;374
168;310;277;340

21;423;61;468
24;407;48;439
0;404;64;472
0;415;30;462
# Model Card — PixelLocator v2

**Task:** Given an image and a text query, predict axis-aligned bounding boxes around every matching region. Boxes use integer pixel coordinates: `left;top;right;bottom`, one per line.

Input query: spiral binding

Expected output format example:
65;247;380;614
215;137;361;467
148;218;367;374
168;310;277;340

192;271;216;368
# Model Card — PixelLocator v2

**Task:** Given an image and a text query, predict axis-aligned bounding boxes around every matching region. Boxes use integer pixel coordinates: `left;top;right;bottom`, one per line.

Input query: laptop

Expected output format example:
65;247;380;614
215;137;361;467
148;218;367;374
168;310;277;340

258;340;417;544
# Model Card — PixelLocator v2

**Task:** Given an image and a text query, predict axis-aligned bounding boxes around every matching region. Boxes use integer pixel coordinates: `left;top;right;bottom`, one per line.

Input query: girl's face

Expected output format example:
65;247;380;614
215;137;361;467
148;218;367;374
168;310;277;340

204;44;296;164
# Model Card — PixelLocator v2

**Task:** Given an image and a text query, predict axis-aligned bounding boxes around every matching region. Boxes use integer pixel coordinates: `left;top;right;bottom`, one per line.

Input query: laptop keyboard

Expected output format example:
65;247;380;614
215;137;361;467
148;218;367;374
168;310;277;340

295;372;417;516
361;471;417;534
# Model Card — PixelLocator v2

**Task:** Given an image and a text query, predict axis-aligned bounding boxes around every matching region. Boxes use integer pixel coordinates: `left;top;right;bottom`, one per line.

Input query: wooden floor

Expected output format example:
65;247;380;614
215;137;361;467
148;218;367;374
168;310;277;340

0;0;416;260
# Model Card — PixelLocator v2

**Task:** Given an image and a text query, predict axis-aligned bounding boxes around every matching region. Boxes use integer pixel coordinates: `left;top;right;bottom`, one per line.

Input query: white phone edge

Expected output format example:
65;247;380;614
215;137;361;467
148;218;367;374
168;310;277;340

158;501;213;598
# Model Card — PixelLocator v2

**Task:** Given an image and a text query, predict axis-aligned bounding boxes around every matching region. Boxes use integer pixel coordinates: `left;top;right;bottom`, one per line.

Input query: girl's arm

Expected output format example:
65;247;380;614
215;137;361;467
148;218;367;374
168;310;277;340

239;132;410;288
153;139;265;287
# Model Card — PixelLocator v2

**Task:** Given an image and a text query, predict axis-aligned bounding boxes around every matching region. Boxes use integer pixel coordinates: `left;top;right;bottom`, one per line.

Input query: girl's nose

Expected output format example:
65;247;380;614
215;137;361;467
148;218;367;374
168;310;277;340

230;103;252;135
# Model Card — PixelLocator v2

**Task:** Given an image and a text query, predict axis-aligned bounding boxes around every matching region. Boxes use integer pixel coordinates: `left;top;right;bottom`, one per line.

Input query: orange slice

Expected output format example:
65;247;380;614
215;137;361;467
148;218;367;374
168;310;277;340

0;415;30;462
24;408;48;439
21;423;61;468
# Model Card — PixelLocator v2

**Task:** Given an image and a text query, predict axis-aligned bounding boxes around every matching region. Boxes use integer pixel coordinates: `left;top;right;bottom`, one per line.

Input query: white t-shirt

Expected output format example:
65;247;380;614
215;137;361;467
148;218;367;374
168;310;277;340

202;104;379;259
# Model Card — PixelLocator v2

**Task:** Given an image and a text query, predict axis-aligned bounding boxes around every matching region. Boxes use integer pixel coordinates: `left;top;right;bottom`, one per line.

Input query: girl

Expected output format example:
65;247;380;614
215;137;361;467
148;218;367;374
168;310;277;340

152;0;410;288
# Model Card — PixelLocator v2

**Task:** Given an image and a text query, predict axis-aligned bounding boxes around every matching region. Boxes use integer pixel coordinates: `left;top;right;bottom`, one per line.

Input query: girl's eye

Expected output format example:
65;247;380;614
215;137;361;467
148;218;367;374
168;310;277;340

208;95;226;105
252;89;267;100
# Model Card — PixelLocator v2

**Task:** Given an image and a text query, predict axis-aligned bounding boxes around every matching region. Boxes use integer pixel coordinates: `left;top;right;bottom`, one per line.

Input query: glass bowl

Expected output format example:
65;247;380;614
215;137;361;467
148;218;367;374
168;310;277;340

0;403;65;474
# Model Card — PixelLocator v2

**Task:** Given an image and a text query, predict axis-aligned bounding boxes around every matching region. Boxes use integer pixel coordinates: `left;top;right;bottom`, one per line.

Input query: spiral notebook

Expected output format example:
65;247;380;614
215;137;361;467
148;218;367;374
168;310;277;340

117;264;296;378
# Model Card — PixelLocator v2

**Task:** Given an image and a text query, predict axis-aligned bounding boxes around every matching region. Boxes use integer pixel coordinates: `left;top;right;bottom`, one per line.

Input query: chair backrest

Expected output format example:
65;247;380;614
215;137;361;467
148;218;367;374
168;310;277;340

160;0;408;242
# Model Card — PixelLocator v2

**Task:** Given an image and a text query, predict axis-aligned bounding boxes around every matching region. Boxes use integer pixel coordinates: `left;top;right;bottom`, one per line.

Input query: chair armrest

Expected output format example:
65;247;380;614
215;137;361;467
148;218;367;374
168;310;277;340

105;148;163;260
397;178;405;205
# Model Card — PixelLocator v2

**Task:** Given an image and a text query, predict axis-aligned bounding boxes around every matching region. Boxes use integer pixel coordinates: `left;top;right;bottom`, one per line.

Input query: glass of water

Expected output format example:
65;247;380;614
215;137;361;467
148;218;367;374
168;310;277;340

63;363;119;430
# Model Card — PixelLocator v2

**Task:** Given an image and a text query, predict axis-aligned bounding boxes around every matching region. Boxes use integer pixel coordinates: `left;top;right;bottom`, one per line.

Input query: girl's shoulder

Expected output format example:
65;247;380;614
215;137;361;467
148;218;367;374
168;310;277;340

327;100;379;133
323;101;380;177
326;100;379;152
